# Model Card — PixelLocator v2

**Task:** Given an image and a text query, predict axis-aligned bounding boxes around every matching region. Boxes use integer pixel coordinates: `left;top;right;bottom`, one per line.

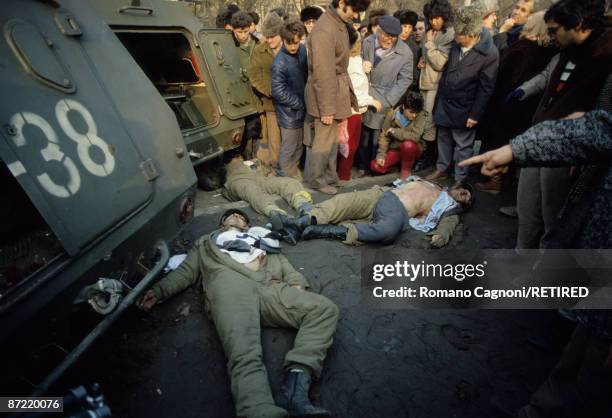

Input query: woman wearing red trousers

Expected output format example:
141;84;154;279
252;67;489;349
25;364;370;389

371;91;428;179
337;28;382;181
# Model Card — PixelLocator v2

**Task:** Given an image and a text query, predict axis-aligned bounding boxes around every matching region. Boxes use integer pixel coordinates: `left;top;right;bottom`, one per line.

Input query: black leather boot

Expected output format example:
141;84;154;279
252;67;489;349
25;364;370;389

281;214;312;238
302;225;347;241
276;370;331;417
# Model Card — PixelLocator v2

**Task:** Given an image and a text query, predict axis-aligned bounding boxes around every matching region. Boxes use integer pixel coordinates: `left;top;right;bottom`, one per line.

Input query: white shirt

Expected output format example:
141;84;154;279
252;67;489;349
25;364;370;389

347;55;375;114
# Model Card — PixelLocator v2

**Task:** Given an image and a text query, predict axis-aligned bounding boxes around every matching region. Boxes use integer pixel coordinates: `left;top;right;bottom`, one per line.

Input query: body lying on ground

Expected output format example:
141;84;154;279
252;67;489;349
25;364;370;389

279;176;474;247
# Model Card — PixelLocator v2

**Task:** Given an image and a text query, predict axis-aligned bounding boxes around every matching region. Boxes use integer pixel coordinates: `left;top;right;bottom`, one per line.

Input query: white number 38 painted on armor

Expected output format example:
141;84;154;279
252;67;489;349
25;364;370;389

9;99;116;198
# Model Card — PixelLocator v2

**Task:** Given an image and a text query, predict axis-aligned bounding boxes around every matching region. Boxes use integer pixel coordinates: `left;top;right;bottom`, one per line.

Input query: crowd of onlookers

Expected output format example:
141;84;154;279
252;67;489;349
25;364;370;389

213;0;611;253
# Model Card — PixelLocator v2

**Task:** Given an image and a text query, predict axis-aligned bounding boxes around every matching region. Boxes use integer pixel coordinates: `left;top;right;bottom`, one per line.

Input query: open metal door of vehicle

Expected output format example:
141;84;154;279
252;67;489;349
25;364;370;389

0;4;154;256
198;29;259;120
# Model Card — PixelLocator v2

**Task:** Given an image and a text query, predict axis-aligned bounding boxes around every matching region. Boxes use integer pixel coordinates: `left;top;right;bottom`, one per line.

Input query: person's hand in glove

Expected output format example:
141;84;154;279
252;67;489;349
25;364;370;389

505;88;525;103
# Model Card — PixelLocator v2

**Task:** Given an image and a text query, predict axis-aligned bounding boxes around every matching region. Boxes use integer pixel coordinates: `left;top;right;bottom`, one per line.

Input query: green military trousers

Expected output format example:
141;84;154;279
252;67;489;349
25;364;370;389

205;276;339;418
224;163;312;217
310;187;385;245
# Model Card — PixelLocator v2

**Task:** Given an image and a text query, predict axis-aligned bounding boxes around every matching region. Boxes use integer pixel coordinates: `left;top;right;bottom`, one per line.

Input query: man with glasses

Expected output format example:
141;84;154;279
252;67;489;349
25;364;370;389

356;15;413;177
513;0;612;250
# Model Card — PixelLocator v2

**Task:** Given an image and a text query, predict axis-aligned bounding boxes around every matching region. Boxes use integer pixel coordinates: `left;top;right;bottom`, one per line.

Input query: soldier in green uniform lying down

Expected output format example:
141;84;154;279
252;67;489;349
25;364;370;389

137;209;337;418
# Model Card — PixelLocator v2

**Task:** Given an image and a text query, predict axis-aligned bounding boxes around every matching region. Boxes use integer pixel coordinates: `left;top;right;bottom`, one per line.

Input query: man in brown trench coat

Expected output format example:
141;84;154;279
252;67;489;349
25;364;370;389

304;0;372;194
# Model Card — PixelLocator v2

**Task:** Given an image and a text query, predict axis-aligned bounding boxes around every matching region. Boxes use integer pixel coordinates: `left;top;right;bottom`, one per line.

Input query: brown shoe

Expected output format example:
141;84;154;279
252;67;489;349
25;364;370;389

475;175;502;194
317;185;338;195
353;169;367;179
425;170;448;181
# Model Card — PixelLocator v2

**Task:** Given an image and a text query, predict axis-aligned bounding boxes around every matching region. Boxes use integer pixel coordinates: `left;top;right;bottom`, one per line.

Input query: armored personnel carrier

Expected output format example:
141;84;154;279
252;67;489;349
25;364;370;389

90;0;261;190
0;0;197;395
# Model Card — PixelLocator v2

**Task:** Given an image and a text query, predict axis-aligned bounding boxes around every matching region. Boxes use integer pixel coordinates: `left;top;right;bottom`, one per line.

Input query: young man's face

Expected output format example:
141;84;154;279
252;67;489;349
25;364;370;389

337;0;359;23
402;107;418;121
249;22;257;34
414;21;426;41
304;19;317;34
450;187;471;204
511;0;533;26
377;29;397;50
284;36;301;54
266;34;282;50
547;19;581;48
233;27;251;44
400;23;413;40
222;213;249;231
429;16;444;31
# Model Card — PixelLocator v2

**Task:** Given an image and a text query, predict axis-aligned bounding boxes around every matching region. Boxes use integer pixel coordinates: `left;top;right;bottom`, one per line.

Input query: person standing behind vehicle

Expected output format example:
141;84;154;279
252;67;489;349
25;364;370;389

304;0;372;195
356;16;412;176
272;20;309;179
250;12;284;172
419;0;455;163
426;4;499;188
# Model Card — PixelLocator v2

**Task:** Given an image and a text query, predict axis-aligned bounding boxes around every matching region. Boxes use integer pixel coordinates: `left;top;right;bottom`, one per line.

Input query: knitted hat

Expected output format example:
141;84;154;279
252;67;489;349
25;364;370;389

453;5;484;36
262;12;283;37
378;15;402;36
300;5;324;22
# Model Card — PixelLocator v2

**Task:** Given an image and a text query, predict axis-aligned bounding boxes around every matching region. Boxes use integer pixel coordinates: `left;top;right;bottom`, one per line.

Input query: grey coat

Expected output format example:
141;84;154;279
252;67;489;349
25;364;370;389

433;28;499;129
511;109;612;249
361;34;413;129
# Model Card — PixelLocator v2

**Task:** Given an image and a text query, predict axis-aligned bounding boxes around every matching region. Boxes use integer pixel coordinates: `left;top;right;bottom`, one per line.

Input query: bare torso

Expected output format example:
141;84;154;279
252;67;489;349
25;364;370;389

391;181;442;219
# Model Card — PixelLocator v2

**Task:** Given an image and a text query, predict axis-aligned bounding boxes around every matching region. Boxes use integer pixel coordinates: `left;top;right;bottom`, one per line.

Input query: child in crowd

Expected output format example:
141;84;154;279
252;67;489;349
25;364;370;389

370;91;429;180
271;19;308;178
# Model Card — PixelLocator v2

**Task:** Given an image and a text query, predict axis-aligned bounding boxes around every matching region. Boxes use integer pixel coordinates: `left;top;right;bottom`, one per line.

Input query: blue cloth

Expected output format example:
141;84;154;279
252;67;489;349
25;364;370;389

271;44;308;129
394;110;411;128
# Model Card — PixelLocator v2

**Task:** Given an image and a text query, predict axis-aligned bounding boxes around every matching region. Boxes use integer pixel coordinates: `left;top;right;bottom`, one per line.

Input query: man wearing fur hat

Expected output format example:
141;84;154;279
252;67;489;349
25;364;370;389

472;0;499;33
300;5;324;35
427;4;499;188
137;209;338;418
250;12;284;170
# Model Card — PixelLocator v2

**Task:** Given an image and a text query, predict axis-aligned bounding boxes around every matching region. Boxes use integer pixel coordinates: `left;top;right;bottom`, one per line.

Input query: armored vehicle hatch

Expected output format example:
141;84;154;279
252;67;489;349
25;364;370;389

0;0;196;394
90;0;261;189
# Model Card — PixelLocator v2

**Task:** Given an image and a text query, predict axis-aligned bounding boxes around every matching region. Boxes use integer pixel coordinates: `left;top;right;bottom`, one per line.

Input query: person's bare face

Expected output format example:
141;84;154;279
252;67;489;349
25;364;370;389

430;16;444;31
402;107;418;121
414;21;426;42
483;12;497;29
511;0;533;26
455;33;479;48
249;22;257;34
377;29;397;49
337;0;358;23
304;19;316;34
284;36;301;55
233;27;251;44
450;188;471;204
222;213;249;231
400;23;413;41
266;34;282;50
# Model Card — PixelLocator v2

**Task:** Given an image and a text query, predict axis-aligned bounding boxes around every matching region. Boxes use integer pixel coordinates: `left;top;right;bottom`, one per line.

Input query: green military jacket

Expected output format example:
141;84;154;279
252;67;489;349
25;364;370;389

376;108;431;161
151;230;309;301
250;42;276;113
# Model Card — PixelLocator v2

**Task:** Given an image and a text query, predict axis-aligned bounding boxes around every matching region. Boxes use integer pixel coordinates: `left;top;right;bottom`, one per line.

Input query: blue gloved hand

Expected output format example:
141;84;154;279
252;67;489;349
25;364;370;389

505;88;525;103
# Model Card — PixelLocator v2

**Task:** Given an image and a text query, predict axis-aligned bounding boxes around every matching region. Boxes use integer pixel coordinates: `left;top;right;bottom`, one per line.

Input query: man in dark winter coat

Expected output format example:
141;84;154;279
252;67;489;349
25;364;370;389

271;19;308;178
426;5;499;187
493;0;535;53
514;0;612;249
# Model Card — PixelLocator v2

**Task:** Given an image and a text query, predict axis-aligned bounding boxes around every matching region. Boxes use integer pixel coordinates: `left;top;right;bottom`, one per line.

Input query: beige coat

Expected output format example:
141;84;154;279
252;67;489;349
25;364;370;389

419;28;454;91
305;5;357;120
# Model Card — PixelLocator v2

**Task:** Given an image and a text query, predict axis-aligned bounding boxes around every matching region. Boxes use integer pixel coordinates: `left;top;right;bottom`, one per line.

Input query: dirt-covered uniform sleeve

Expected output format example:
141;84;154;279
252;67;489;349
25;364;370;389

151;241;202;300
426;215;460;248
279;254;310;289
